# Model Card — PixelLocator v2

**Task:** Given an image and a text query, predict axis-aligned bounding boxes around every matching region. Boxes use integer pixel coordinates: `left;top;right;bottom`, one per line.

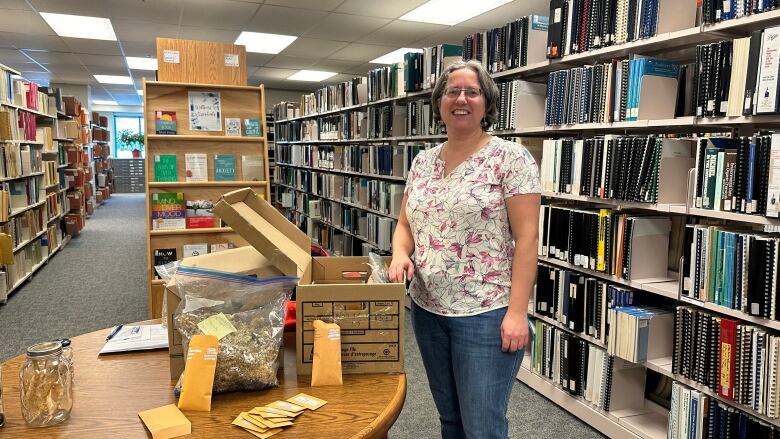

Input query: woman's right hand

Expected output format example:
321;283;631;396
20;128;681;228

388;255;414;283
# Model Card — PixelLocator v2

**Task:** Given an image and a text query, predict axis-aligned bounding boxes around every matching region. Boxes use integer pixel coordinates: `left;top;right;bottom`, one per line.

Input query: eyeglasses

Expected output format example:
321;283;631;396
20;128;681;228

443;87;482;99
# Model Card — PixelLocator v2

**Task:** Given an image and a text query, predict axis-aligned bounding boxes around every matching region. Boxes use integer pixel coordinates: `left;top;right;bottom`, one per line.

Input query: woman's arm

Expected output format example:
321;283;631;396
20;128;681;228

388;195;415;282
501;193;541;352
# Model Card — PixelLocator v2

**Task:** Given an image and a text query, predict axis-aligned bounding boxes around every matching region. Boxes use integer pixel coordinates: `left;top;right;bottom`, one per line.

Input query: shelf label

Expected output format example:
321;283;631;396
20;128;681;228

163;50;180;64
224;54;239;68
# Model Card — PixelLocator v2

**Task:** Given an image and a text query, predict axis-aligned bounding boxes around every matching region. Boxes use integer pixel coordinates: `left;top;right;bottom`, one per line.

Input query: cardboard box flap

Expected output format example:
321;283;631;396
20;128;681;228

214;188;311;283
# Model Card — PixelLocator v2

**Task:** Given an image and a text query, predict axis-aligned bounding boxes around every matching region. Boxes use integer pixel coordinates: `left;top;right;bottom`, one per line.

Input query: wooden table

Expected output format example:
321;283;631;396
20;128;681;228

1;322;406;438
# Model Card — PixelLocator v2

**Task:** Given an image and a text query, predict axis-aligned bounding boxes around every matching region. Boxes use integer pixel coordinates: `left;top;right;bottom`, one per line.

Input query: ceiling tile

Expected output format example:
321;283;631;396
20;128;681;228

262;0;344;12
342;62;372;75
304;13;390;42
0;9;55;35
412;26;478;47
21;72;52;85
264;55;317;70
0;33;70;51
247;5;329;36
0;1;31;10
246;53;275;67
105;0;183;25
63;38;122;56
180;0;259;30
23;51;79;64
29;0;104;16
308;58;364;73
52;73;96;84
78;54;127;69
329;43;396;62
84;65;130;76
177;26;240;44
457;1;548;28
113;19;179;43
282;38;347;59
335;0;429;19
47;64;91;76
252;66;297;81
119;41;157;58
360;20;445;46
0;48;33;64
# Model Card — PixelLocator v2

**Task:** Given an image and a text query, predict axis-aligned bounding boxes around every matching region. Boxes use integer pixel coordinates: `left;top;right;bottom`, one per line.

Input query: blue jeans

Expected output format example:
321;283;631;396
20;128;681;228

411;301;523;439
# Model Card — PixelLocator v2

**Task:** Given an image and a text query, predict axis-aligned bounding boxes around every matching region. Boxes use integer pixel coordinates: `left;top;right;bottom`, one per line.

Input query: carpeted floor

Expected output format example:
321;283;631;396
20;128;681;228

0;194;148;362
0;193;605;438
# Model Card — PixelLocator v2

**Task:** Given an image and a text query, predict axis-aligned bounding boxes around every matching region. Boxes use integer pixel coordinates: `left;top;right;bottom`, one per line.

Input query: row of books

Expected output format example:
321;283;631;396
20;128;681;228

462;15;548;73
150;193;222;231
45;192;60;222
43;161;58;187
403;44;463;93
606;303;673;363
669;381;780;439
546;0;662;58
300;77;367;116
152;243;236;277
0;207;44;249
3;238;46;292
538;205;672;281
152;154;265;183
0;142;44;180
540;136;693;204
494;80;546;131
279;206;381;256
7;178;43;210
0;110;39;142
272;101;300;122
0;69;50;114
682;224;780;320
529;318;646;413
544;58;680;126
673;306;780;418
277;143;414;178
275;174;399;237
367;65;405;103
693;135;780;217
701;0;780;24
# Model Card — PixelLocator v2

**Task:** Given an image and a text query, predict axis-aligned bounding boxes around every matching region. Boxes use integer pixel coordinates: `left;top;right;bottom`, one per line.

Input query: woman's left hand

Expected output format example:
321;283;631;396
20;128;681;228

500;310;528;353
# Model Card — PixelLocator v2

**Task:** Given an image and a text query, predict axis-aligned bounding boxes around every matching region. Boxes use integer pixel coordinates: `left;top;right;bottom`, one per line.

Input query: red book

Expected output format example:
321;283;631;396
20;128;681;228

719;318;738;400
185;216;216;229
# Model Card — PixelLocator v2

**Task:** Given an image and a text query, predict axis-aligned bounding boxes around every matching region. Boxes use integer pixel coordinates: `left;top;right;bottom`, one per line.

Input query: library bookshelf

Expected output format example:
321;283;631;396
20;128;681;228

143;80;269;319
270;4;780;437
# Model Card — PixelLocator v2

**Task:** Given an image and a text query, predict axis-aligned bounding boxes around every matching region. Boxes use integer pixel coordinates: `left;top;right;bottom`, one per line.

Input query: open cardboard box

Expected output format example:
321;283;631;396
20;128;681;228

214;187;405;375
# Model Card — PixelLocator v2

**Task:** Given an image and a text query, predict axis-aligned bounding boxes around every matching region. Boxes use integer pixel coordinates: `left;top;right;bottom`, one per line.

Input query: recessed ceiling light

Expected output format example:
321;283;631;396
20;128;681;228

39;12;117;41
92;100;118;106
235;31;297;54
137;90;144;96
126;57;157;70
287;70;337;82
371;48;424;65
399;0;513;25
94;75;133;85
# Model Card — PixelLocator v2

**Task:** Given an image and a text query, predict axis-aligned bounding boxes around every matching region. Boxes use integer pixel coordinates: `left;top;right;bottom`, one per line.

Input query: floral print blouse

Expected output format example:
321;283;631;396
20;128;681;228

405;136;541;316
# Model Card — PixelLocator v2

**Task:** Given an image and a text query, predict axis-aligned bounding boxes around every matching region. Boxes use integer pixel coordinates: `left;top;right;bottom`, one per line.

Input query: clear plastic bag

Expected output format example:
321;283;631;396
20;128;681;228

172;266;298;394
367;252;390;283
154;261;181;329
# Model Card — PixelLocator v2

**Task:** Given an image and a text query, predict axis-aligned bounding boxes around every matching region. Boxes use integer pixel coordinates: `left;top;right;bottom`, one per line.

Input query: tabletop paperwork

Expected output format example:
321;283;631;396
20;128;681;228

99;324;169;354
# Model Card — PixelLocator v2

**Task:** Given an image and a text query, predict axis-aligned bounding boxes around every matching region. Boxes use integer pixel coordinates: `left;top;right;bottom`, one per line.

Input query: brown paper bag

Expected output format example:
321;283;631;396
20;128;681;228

311;320;342;386
178;334;218;411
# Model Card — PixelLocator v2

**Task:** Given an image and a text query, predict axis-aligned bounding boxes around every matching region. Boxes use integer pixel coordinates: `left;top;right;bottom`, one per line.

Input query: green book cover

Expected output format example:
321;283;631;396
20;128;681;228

154;154;177;182
214;154;236;181
243;118;261;137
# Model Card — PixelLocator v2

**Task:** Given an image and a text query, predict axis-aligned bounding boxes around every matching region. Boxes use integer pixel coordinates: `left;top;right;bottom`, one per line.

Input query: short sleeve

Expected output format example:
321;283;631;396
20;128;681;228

502;143;541;198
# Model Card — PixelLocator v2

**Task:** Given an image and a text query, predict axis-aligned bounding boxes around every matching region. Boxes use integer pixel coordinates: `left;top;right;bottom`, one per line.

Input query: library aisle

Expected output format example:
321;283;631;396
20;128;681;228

0;194;147;362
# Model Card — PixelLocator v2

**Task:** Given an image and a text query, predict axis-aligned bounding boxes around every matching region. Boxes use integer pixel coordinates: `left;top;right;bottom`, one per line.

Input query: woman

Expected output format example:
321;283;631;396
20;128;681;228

389;60;541;439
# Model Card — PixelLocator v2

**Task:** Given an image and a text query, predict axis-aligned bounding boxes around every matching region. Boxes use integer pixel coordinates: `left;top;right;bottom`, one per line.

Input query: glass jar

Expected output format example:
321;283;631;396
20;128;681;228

19;341;73;427
53;339;73;380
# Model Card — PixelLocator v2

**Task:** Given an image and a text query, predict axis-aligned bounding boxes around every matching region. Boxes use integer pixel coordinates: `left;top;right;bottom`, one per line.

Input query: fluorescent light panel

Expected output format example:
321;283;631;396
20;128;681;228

39;12;117;41
287;70;337;82
234;32;297;54
94;75;133;85
371;48;423;64
92;100;117;105
126;57;157;70
399;0;512;25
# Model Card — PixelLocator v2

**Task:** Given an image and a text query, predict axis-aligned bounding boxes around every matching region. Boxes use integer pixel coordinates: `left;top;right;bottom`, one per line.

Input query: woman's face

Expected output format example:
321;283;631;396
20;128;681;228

438;68;486;134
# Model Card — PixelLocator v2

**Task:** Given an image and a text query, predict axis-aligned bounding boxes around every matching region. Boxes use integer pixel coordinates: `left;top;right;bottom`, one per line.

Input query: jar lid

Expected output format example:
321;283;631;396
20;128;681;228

27;341;62;357
53;338;71;347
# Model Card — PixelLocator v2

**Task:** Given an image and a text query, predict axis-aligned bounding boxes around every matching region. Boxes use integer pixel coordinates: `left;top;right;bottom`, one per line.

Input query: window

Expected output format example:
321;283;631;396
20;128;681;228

113;113;144;158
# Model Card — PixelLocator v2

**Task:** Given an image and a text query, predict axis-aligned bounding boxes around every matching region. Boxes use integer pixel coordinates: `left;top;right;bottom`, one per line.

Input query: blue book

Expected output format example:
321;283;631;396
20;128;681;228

214;154;236;181
690;393;698;439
